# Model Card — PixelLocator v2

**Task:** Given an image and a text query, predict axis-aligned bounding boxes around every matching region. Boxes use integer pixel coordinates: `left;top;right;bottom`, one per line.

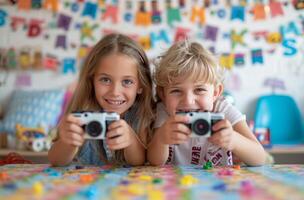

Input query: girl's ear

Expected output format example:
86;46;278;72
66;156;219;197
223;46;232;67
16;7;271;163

213;83;223;100
137;88;143;94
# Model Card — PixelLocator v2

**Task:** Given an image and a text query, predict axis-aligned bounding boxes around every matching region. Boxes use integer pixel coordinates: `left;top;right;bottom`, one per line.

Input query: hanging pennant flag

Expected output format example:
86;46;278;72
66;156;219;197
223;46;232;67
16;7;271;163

0;9;7;27
27;19;43;38
32;0;42;9
282;39;297;56
231;29;247;49
7;48;17;69
269;1;284;18
253;3;266;21
151;0;161;24
15;73;32;87
82;2;98;19
231;6;245;21
32;50;43;70
138;36;151;50
19;50;31;70
102;4;119;23
123;0;133;22
234;53;245;66
55;35;67;49
190;5;205;25
44;54;59;71
18;0;31;11
62;58;76;74
10;16;26;31
44;0;59;12
167;8;181;26
57;13;72;31
293;0;304;10
174;27;190;42
150;30;170;48
280;22;301;40
135;1;151;26
205;25;218;42
219;53;234;70
251;49;263;64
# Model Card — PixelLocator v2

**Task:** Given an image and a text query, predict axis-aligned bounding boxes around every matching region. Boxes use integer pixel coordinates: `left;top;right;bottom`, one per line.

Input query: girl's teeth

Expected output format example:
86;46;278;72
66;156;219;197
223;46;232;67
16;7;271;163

107;100;124;105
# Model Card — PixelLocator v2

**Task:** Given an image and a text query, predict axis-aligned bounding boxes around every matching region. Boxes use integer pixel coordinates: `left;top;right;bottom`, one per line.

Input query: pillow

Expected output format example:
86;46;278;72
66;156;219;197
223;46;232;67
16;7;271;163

0;89;65;134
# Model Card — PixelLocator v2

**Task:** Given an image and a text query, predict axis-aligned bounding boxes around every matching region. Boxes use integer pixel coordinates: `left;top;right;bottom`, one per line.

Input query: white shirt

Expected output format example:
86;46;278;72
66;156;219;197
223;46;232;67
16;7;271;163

154;96;246;166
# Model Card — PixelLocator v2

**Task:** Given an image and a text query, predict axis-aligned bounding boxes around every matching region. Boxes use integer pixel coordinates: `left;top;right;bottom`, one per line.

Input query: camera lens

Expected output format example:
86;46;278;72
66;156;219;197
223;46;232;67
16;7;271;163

192;119;209;136
86;121;103;137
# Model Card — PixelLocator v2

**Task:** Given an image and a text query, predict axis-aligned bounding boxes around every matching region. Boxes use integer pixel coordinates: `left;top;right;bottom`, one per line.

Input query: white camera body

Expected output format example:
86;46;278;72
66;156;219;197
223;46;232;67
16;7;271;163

178;112;224;137
73;111;120;139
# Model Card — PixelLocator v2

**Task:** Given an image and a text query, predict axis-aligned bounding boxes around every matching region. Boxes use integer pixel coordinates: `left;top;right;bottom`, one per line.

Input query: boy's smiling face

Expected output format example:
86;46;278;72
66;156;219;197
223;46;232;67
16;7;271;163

159;76;223;116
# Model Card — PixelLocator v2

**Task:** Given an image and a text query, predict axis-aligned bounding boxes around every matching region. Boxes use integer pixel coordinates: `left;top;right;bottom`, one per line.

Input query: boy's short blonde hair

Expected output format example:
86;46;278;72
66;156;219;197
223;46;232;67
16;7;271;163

154;40;224;88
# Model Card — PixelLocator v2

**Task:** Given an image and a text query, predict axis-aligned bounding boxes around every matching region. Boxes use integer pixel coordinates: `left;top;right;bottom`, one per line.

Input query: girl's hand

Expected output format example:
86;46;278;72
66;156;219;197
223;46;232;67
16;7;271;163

208;119;236;150
157;115;191;145
106;120;136;150
58;114;85;147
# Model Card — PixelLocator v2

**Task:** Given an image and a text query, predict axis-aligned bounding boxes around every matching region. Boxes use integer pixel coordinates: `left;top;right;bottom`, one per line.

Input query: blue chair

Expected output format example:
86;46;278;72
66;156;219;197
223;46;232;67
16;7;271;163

254;95;303;144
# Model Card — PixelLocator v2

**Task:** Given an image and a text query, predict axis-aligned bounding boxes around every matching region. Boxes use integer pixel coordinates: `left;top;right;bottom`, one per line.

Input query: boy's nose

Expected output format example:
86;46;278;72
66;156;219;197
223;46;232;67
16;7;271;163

182;93;196;105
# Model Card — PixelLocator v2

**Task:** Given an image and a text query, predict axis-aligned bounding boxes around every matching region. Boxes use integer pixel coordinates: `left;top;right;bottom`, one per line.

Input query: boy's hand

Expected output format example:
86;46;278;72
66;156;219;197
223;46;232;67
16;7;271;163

157;115;191;145
208;119;236;150
58;114;85;147
106;120;135;150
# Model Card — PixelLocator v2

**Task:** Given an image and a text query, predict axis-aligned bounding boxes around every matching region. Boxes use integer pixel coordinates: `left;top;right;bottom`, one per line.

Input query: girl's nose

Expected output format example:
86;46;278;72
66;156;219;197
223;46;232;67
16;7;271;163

111;83;121;95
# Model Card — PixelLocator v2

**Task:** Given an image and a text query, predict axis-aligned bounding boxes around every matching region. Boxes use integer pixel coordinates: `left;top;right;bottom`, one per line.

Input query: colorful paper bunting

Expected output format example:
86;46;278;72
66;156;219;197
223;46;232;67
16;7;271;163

62;58;76;74
231;6;245;21
102;5;119;23
282;39;297;56
57;14;72;31
0;9;7;27
55;35;67;49
82;2;98;19
251;49;263;64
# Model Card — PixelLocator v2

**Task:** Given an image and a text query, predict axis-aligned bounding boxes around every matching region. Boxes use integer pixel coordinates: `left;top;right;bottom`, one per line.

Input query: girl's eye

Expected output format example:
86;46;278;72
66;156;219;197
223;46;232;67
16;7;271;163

100;77;111;84
122;79;134;86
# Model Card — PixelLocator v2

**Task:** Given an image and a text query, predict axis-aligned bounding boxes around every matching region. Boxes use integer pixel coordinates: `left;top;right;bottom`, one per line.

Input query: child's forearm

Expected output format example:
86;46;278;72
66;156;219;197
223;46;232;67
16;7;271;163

124;134;145;166
233;133;267;166
147;129;169;166
48;140;79;166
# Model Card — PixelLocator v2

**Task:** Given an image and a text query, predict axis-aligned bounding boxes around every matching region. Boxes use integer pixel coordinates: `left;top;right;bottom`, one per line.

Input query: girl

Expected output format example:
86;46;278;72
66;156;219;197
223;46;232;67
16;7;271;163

48;33;154;166
147;40;266;166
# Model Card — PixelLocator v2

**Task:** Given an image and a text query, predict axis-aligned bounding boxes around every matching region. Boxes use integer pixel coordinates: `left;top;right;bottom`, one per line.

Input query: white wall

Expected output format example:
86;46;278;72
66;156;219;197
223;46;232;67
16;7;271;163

0;1;303;122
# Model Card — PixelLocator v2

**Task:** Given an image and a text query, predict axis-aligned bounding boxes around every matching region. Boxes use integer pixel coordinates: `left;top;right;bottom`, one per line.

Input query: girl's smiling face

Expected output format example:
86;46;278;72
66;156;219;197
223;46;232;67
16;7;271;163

93;53;142;115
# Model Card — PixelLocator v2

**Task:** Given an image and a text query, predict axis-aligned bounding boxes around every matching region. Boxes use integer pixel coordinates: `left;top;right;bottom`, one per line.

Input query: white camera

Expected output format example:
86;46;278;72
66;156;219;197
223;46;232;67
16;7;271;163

73;111;120;139
177;111;224;137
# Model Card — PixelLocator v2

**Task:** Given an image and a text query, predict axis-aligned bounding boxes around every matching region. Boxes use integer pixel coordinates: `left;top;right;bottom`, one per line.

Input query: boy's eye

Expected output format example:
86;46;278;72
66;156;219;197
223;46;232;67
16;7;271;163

170;89;181;94
195;87;207;93
122;79;134;86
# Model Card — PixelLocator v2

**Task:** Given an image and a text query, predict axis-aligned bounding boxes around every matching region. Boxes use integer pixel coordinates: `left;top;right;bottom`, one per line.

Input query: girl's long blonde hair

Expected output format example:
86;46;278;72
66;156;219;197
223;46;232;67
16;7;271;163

66;33;155;164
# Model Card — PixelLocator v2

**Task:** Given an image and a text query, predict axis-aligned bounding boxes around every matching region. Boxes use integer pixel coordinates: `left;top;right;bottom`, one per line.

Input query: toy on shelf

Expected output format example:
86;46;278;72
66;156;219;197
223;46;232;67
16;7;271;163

16;124;52;152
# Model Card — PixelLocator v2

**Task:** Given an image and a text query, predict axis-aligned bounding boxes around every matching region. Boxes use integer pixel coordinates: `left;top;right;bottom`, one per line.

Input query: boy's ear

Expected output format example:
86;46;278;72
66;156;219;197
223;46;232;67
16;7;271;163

156;86;165;101
213;83;223;100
